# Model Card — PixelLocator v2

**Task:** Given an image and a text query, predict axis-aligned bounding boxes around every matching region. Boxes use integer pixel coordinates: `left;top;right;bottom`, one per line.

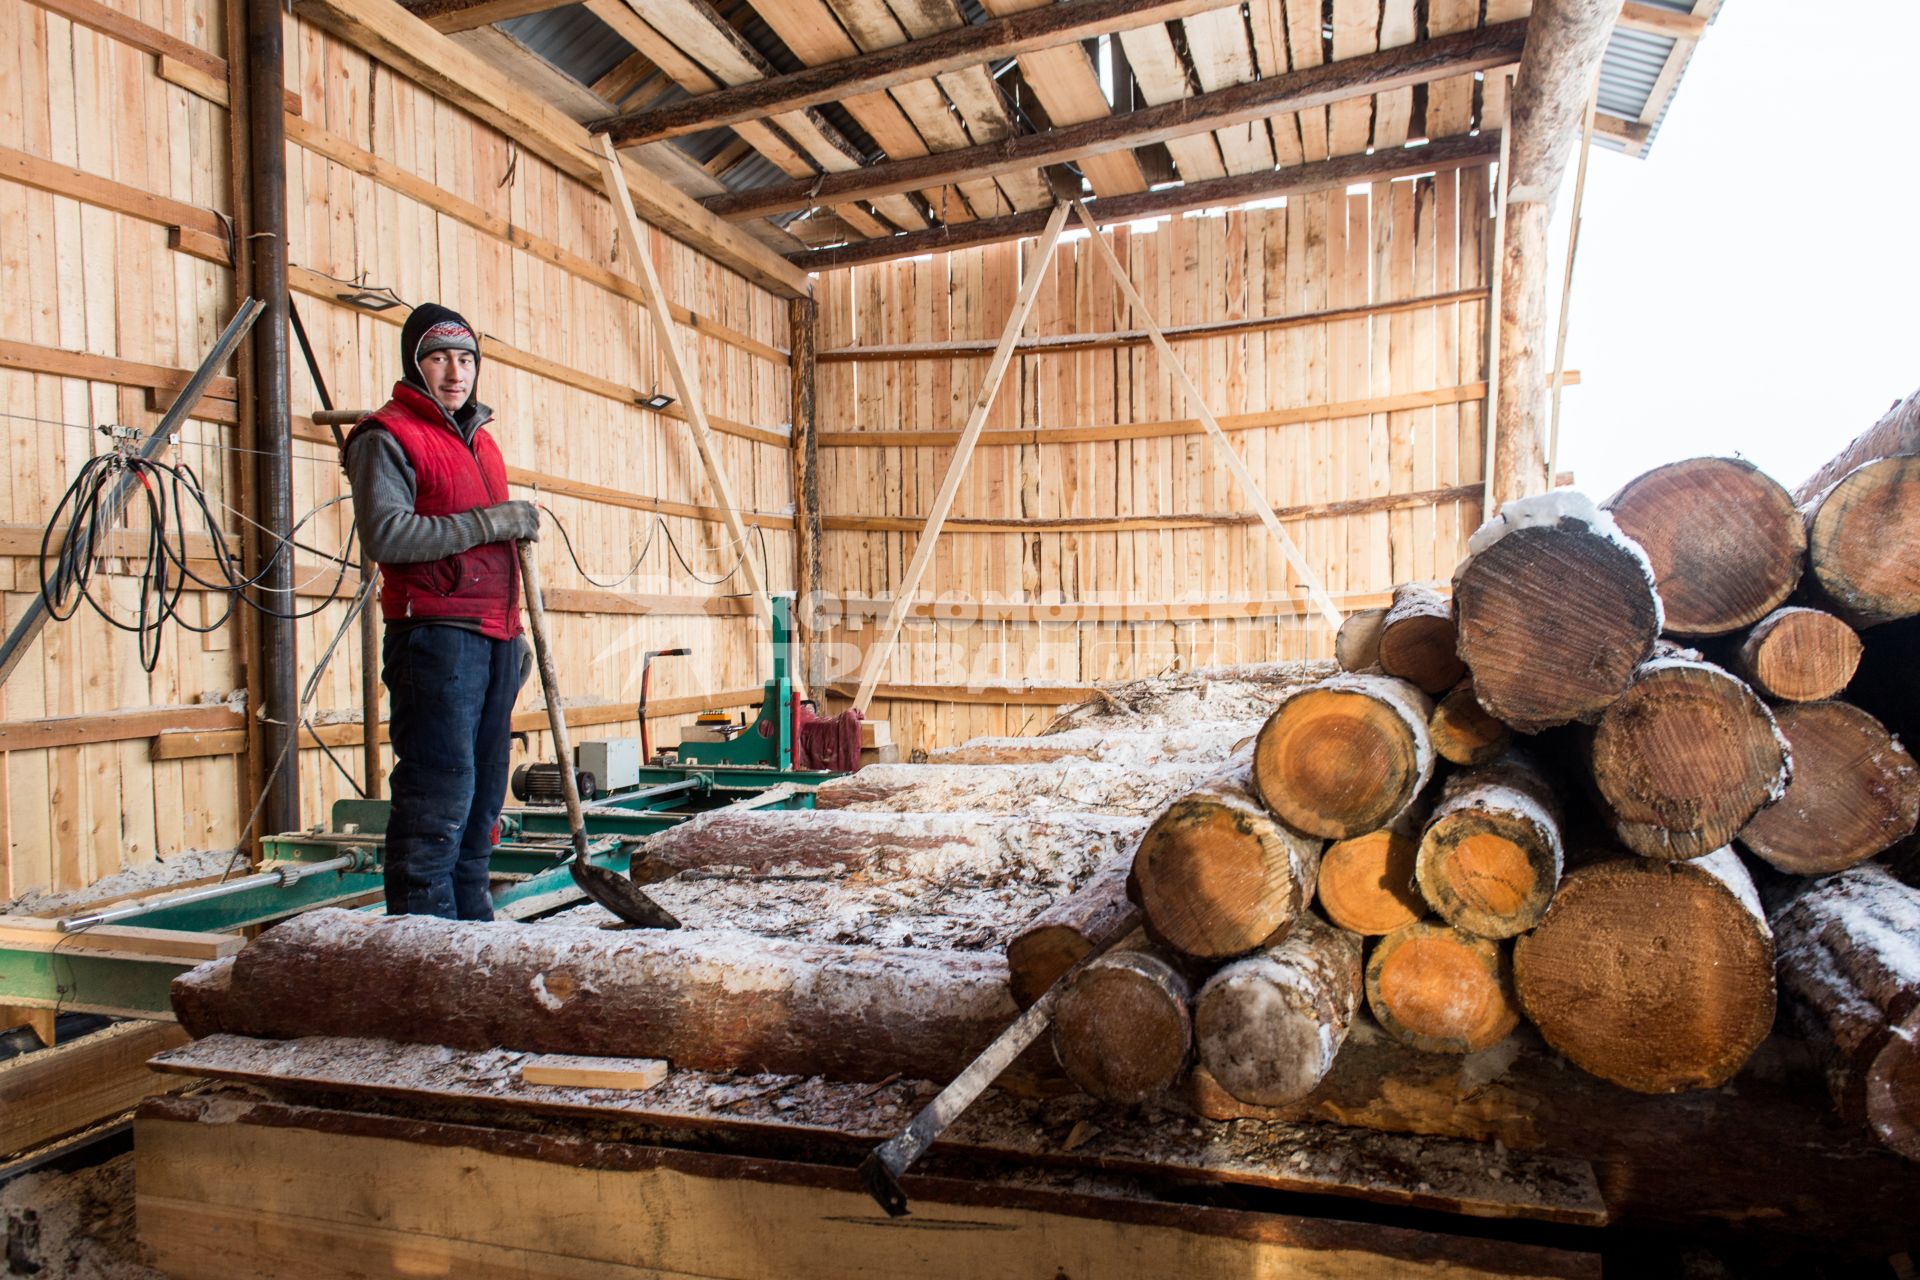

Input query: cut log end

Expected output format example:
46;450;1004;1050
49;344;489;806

1735;607;1863;703
1452;500;1661;732
1590;658;1789;861
1252;677;1433;840
1739;701;1920;876
1604;456;1806;637
1429;679;1513;767
1514;851;1775;1094
1051;949;1192;1103
1804;455;1920;627
1377;585;1466;694
1417;818;1557;941
1335;607;1386;673
1130;773;1320;960
1194;917;1363;1107
1867;1008;1920;1162
1317;830;1424;936
1006;860;1140;1009
1364;922;1520;1055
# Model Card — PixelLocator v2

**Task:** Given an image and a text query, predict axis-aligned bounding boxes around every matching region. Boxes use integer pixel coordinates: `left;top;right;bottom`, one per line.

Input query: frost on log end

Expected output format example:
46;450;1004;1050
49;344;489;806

1364;921;1520;1055
1734;606;1863;703
1514;849;1775;1094
1251;674;1434;840
1604;456;1806;637
1377;583;1466;694
1316;823;1425;936
1589;657;1790;861
1772;863;1920;1161
1739;701;1920;876
1801;455;1920;628
184;910;1020;1085
1416;751;1564;939
1335;607;1386;673
1051;946;1193;1103
1129;757;1322;961
1451;492;1661;732
1005;857;1140;1009
1428;678;1513;767
1194;914;1363;1107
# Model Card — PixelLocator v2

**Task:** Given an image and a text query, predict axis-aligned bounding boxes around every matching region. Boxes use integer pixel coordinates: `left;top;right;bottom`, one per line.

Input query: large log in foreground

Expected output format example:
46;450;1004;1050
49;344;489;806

1588;656;1789;861
1738;701;1920;876
174;910;1018;1085
1451;492;1661;732
1514;849;1775;1093
1194;913;1363;1106
1129;756;1322;960
1603;456;1805;637
1416;752;1563;939
1251;674;1434;839
1773;864;1920;1161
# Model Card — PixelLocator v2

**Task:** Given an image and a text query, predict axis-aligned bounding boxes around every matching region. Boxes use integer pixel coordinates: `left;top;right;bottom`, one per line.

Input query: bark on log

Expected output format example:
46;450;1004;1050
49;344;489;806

1042;661;1336;734
1738;701;1920;876
1251;674;1434;839
1588;657;1790;860
1451;492;1661;732
814;760;1219;817
1194;913;1363;1106
1793;386;1920;504
1364;921;1520;1055
1733;606;1863;703
1335;607;1386;673
1416;751;1563;939
1428;677;1513;766
1800;455;1920;627
1603;456;1806;637
173;910;1020;1084
1005;858;1139;1009
628;807;1144;886
1051;945;1193;1103
1376;584;1466;694
1513;849;1776;1093
927;721;1258;766
1129;755;1322;960
1772;864;1920;1161
1316;818;1425;936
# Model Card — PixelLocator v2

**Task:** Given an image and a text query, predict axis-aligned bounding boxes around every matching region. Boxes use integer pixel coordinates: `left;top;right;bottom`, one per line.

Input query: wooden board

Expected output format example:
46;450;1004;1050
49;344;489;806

0;1019;190;1156
519;1054;668;1091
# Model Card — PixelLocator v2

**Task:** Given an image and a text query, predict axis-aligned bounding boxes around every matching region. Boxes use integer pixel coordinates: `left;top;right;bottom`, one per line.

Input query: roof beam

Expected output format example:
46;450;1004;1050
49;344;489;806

290;0;811;296
588;0;1236;146
402;0;569;35
1616;1;1708;39
790;132;1501;272
705;21;1527;222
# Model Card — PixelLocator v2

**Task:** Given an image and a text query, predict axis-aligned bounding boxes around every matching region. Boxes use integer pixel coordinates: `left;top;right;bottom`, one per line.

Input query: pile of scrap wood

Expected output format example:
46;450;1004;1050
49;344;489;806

167;396;1920;1213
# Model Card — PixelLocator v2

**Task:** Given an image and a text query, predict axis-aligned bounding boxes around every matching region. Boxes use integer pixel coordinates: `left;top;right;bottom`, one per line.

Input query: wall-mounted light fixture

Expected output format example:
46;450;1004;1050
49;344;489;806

335;288;405;312
639;393;676;411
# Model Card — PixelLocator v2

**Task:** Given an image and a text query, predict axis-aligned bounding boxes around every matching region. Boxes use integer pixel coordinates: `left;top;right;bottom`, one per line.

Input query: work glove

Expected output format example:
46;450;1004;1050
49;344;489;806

515;634;534;690
476;500;540;544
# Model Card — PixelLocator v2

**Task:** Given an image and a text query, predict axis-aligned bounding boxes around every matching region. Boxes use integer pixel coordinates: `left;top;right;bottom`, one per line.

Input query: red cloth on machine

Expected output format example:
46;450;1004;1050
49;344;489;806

794;702;864;773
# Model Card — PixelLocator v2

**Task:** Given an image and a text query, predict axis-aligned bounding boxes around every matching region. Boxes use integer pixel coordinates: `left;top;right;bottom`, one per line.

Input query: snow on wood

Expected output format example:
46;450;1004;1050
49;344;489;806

815;760;1222;817
927;721;1260;766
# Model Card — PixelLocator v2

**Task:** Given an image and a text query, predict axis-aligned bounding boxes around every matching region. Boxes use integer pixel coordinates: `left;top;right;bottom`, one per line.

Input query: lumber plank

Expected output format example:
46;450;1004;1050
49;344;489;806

710;26;1525;221
0;1020;190;1157
0;916;241;961
519;1054;668;1091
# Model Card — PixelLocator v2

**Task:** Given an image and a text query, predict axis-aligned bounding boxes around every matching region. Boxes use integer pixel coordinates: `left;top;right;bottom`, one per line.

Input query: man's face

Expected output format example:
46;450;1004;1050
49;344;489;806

419;349;475;414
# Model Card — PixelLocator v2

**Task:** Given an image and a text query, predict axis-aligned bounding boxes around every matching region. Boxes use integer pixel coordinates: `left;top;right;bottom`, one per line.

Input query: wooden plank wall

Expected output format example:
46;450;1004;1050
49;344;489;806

816;173;1491;754
0;0;792;899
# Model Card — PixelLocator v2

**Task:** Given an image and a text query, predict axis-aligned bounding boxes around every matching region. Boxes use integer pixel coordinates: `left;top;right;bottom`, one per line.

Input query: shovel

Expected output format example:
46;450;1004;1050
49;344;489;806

518;541;681;930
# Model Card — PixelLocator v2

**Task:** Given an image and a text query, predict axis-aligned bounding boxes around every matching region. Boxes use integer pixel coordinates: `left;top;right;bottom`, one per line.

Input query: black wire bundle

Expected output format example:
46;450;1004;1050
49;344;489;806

538;503;772;589
40;450;358;672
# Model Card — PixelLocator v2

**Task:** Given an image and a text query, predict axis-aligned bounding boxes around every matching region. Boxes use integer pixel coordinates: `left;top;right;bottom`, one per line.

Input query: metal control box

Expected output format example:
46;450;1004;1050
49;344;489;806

575;738;642;792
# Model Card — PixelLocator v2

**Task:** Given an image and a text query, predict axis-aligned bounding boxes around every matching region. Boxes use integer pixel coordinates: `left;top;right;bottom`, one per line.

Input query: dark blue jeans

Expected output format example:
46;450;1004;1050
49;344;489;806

382;624;518;919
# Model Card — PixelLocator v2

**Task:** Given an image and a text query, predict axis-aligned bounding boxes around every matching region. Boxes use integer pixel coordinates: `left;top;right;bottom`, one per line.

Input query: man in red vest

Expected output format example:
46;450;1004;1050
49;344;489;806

345;304;539;919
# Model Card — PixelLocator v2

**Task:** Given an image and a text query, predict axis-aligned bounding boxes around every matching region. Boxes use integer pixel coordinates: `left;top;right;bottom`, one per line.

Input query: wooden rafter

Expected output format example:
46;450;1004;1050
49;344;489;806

849;203;1071;714
404;0;566;34
1617;0;1708;39
789;132;1500;271
705;22;1526;222
590;0;1238;147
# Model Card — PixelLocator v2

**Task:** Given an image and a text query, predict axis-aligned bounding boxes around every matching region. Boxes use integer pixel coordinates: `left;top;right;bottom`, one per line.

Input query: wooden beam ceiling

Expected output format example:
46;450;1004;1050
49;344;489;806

589;0;1241;147
705;21;1526;222
790;131;1501;272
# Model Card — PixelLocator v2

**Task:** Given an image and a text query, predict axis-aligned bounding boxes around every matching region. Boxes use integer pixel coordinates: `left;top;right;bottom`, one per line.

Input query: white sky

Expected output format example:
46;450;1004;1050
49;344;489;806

1551;0;1920;499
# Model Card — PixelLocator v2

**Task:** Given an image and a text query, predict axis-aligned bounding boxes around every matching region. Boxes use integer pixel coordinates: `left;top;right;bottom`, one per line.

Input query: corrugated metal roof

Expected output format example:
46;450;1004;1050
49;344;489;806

499;4;627;88
1592;1;1719;157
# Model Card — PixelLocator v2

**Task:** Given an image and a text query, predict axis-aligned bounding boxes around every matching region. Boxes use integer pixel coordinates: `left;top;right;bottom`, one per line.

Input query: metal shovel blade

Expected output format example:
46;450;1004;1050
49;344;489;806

570;846;682;930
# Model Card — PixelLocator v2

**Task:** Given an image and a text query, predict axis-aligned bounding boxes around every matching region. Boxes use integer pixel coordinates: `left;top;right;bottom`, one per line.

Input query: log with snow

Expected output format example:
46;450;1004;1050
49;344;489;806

1042;662;1335;734
926;721;1259;767
813;760;1222;818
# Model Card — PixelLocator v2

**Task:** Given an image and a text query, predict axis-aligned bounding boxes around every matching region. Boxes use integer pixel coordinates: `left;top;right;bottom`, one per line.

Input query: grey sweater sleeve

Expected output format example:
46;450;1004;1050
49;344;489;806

344;429;493;565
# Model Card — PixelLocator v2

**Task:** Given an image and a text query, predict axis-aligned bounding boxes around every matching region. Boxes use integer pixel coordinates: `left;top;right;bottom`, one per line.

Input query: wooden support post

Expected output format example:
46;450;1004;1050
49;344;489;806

1482;86;1513;516
1068;200;1342;632
850;202;1070;714
592;135;787;690
1493;0;1622;505
789;296;823;692
1547;82;1599;485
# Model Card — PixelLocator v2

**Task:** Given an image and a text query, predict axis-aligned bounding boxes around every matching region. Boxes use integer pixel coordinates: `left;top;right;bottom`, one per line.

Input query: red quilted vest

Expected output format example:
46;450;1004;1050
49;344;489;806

354;381;522;640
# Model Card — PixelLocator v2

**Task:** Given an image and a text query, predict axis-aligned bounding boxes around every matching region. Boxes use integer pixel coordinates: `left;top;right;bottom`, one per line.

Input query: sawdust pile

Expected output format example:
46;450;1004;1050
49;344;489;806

1;1154;162;1280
